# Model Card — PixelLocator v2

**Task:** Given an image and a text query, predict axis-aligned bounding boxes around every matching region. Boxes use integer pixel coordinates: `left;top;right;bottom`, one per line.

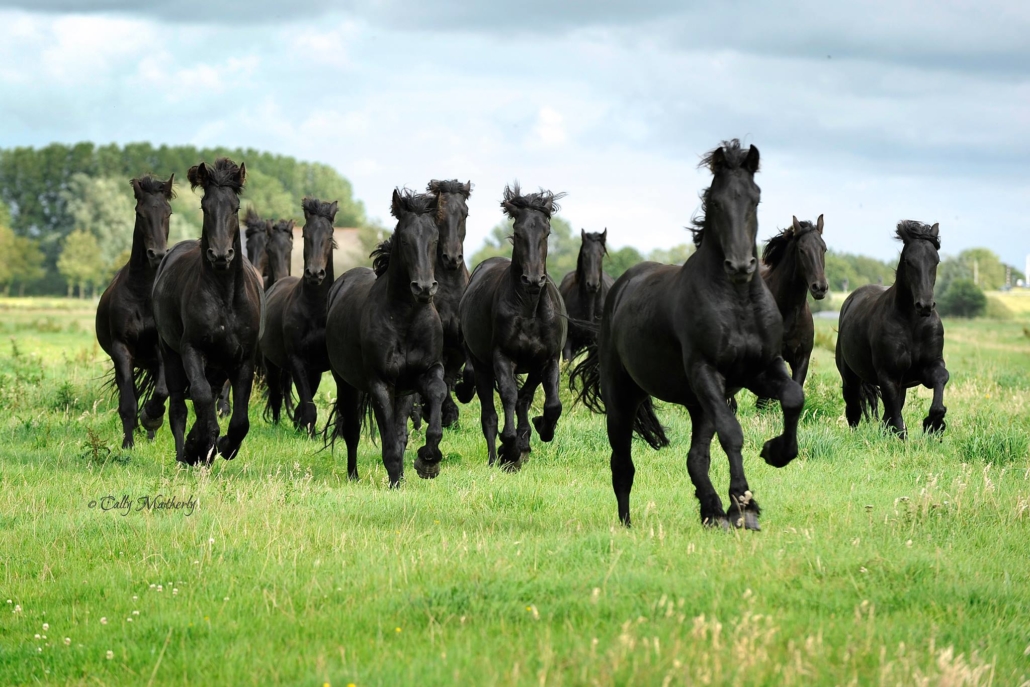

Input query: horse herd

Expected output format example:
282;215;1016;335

94;139;949;529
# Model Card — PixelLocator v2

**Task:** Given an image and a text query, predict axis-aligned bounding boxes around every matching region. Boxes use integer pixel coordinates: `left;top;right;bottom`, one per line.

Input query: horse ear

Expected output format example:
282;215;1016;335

581;229;586;240
164;173;175;199
816;214;824;234
601;228;607;243
131;178;143;201
187;162;208;190
237;162;247;188
744;145;760;173
791;215;803;233
502;201;519;218
928;222;939;238
462;181;472;199
391;188;405;219
709;146;726;171
327;200;339;222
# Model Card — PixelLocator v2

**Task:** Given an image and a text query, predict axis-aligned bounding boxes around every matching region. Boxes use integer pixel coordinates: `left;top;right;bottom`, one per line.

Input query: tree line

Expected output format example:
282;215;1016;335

0;142;1024;315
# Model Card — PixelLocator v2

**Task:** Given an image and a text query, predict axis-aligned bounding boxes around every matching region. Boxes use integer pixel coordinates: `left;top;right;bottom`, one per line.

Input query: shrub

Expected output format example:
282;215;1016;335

938;279;986;318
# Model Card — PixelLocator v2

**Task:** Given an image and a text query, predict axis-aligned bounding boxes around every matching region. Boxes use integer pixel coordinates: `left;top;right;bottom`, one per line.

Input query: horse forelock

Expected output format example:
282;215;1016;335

134;174;176;199
895;220;941;251
501;182;566;219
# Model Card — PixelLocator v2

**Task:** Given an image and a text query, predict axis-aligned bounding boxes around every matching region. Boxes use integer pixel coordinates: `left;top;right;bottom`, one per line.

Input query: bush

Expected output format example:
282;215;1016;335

984;296;1012;320
938;279;986;318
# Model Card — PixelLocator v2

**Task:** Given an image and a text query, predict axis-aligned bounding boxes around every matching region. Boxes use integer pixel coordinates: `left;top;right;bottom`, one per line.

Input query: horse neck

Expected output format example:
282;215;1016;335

887;260;914;314
766;244;807;316
126;219;153;280
200;228;244;297
692;237;757;297
506;259;545;316
301;249;334;306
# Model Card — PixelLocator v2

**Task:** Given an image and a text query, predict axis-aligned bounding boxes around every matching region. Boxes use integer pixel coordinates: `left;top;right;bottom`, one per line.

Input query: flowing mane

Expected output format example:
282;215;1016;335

762;221;819;268
187;157;245;194
372;188;438;277
690;139;759;247
895;220;941;250
302;197;338;221
501;182;566;219
243;208;264;236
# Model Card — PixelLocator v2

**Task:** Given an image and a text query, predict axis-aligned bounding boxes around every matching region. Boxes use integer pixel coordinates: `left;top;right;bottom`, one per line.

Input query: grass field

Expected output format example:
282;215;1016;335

1;297;1029;686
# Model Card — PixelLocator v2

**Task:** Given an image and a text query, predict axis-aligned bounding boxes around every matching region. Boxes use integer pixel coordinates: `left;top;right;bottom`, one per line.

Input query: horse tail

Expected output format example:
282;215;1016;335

359;391;378;443
569;340;603;413
320;388;378;451
454;349;476;404
859;382;881;421
320;399;340;452
132;367;157;415
633;397;670;450
569;335;670;451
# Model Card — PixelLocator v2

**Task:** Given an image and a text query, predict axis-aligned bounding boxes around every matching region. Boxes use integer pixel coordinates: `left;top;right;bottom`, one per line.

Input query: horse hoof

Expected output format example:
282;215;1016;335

347;471;360;482
414;457;440;479
216;436;238;460
500;459;522;473
140;407;164;431
760;435;797;468
146;429;156;441
703;515;731;530
441;406;459;429
532;416;555;442
736;511;760;531
923;415;946;436
216;402;231;419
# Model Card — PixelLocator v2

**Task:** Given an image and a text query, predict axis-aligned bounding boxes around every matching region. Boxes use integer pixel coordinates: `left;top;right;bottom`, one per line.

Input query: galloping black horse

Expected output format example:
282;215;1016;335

571;140;802;530
152;158;264;464
755;215;828;405
261;197;338;434
559;229;614;361
324;189;447;486
427;179;472;428
458;183;568;471
266;219;295;287
96;174;174;449
836;221;948;437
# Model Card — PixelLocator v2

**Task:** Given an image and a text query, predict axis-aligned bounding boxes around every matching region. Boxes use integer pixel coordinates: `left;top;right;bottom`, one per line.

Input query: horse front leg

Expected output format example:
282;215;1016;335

922;361;949;435
368;381;402;487
690;362;759;530
217;359;254;460
179;347;218;465
288;355;316;436
492;352;522;471
515;370;542;463
746;357;804;469
414;363;447;479
532;355;562;443
440;348;463;428
684;405;726;528
878;376;907;438
141;349;167;441
109;343;138;449
161;343;188;462
472;360;498;465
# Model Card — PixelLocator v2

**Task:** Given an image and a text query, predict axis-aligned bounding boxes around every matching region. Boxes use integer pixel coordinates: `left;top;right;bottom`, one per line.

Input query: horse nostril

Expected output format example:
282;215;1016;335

226;249;235;260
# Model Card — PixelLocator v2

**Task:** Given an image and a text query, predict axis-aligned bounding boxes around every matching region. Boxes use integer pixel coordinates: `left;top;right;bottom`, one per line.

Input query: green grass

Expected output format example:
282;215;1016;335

1;299;1029;685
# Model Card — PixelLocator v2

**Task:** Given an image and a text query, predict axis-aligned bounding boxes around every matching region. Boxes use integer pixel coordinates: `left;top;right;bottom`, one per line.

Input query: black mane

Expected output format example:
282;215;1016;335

390;188;437;219
133;174;176;199
895;220;941;250
187;157;245;194
690;139;759;247
762;221;818;268
272;219;295;234
501;182;566;219
427;179;472;198
302;197;338;221
371;237;393;277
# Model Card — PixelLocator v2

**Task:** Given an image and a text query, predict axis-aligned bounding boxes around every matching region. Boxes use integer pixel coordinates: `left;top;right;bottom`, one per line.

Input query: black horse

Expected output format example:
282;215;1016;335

427;179;472;428
571;140;802;530
152;158;264;464
755;215;828;405
836;221;948;437
260;197;338;434
458;183;568;471
265;219;295;287
324;189;447;486
95;174;174;449
559;229;614;361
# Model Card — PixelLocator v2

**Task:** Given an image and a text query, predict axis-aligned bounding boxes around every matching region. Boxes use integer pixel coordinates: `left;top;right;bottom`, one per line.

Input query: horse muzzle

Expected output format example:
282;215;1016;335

810;282;828;300
723;258;756;284
441;255;464;271
411;280;439;303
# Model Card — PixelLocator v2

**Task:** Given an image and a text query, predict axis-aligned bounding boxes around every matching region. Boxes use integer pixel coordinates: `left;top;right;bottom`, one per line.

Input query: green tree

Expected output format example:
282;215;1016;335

8;235;45;295
647;243;695;265
57;228;104;298
61;174;135;269
938;278;987;318
606;246;644;279
0;224;13;287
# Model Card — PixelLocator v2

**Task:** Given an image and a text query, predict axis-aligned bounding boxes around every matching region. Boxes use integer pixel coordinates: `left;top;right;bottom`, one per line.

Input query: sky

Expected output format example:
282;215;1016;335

0;1;1027;267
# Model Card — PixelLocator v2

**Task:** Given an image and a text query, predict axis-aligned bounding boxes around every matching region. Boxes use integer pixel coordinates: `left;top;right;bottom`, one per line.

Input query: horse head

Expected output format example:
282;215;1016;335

130;173;174;269
376;188;439;304
428;180;471;272
187;158;246;272
694;140;761;284
502;182;566;294
301;198;338;286
578;229;608;293
896;220;941;317
791;215;828;299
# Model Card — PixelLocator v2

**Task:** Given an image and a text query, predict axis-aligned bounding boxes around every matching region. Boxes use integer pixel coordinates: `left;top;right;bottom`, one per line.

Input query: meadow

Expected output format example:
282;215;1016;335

1;296;1029;686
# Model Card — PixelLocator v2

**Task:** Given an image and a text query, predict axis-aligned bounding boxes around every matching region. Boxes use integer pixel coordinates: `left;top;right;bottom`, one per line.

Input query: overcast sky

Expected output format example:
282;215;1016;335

1;1;1027;267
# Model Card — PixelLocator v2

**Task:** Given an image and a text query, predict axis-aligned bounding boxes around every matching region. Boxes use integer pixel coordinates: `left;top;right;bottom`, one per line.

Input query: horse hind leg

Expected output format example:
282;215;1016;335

217;359;254;460
140;353;168;441
839;362;864;428
473;361;499;466
216;380;232;418
161;343;189;462
439;348;463;428
109;344;138;449
264;358;285;425
515;370;543;466
329;374;362;481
